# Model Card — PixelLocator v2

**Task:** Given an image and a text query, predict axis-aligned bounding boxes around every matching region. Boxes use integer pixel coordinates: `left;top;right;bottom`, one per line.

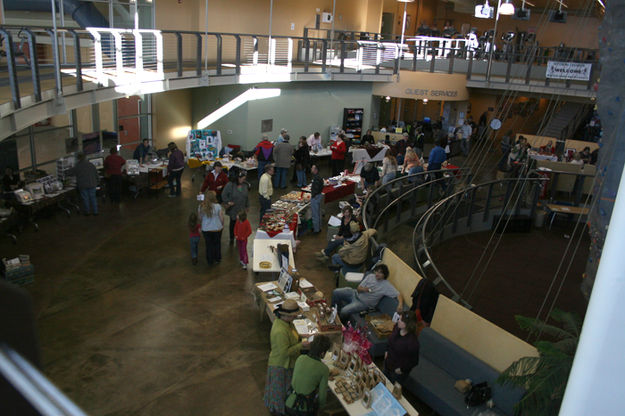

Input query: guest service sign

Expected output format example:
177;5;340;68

372;72;469;101
546;61;592;81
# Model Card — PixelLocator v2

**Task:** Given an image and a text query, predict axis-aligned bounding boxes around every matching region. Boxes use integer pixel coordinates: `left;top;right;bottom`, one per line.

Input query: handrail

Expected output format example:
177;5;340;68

0;343;88;416
0;24;599;142
412;177;548;308
370;174;463;231
361;167;471;230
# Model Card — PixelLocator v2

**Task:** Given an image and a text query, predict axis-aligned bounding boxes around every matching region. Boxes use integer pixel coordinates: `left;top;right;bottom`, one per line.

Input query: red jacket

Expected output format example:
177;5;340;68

330;140;347;160
234;219;252;241
104;154;126;176
201;170;229;194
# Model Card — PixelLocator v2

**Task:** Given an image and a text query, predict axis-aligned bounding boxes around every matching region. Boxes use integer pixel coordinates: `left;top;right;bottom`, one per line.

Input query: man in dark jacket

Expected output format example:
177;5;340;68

167;142;185;197
310;164;324;233
133;138;152;163
68;152;99;215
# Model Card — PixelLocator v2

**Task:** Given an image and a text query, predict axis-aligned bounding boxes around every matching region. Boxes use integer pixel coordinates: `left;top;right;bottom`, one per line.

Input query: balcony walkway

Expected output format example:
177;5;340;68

0;26;598;140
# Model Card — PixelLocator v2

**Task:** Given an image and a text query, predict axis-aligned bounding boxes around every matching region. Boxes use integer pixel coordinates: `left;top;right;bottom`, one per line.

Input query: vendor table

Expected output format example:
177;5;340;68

253;279;419;416
302;175;359;204
252;238;295;274
545;203;590;230
310;147;333;158
255;229;296;249
325;361;419;416
528;151;558;162
12;187;78;230
253;280;343;344
323;182;357;204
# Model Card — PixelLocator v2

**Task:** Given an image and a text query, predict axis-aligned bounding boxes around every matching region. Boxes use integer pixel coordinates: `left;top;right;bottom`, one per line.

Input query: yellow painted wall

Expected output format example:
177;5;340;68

382;249;421;308
156;0;382;36
152;89;193;151
76;106;92;134
383;0;418;38
373;71;469;101
99;101;116;133
380;248;538;372
431;296;539;372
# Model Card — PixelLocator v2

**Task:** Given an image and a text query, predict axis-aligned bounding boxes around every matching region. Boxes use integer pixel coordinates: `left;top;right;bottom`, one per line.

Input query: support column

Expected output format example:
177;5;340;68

28;126;36;172
91;103;101;150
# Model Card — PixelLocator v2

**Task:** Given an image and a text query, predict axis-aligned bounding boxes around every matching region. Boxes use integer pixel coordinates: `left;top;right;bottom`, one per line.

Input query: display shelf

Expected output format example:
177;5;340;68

342;108;364;142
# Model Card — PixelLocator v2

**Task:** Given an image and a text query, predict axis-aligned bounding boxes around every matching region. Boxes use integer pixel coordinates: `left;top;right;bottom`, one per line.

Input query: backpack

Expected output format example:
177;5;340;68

464;381;492;407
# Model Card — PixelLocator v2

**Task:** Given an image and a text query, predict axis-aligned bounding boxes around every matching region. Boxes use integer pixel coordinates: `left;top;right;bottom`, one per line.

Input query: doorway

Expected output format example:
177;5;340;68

381;13;394;40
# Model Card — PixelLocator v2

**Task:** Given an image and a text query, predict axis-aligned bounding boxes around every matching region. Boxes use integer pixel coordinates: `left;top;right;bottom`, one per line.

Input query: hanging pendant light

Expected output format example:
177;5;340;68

499;0;516;15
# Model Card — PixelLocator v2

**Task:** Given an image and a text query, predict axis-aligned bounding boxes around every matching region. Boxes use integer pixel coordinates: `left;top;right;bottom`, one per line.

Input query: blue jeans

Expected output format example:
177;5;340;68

168;169;183;195
332;253;363;274
461;138;470;156
259;196;272;221
190;236;200;259
296;169;307;187
311;193;323;233
274;167;288;188
331;287;368;320
324;239;344;256
79;187;98;214
382;172;396;185
408;166;425;184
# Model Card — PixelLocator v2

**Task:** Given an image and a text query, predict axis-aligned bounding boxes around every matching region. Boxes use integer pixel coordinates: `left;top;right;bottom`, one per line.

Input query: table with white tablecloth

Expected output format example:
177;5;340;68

529;151;558;162
254;229;296;249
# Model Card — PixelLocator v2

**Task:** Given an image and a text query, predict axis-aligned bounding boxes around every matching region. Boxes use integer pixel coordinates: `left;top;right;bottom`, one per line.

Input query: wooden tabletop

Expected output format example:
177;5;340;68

546;204;590;215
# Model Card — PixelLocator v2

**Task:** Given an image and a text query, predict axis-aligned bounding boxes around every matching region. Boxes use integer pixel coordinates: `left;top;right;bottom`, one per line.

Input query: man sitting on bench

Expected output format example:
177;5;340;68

331;264;403;321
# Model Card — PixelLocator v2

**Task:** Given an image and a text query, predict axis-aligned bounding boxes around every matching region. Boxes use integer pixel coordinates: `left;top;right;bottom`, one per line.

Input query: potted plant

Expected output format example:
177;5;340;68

497;309;582;416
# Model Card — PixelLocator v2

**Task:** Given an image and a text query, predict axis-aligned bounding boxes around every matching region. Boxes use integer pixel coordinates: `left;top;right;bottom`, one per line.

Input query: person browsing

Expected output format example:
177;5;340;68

200;161;229;200
331;263;404;321
167;142;185;197
310;164;324;234
258;164;274;220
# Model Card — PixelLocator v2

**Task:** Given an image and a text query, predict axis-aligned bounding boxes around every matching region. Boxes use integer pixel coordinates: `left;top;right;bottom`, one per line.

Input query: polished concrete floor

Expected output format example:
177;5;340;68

1;167;346;415
1;155;590;415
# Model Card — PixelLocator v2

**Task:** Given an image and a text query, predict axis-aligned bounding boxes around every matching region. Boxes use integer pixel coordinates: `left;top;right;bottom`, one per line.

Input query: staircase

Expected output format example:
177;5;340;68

539;102;590;140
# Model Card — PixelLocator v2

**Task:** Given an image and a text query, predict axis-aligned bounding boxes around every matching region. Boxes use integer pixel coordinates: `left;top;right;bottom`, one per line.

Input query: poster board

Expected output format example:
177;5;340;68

186;129;222;161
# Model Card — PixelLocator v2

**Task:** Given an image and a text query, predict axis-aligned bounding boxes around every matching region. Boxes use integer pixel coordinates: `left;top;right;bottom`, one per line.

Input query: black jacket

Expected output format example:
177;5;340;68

311;174;324;197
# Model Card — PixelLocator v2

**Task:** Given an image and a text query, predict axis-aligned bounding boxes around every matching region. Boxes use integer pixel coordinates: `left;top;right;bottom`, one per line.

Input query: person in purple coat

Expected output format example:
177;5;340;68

383;311;420;385
167;142;185;197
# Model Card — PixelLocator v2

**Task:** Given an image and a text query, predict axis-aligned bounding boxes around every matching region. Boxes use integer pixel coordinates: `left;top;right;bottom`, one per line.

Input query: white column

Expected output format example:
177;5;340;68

559;161;625;415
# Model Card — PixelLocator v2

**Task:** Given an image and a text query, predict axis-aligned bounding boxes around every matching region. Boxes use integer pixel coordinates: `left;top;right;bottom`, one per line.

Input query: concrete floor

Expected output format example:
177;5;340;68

1;165;353;415
3;149;588;415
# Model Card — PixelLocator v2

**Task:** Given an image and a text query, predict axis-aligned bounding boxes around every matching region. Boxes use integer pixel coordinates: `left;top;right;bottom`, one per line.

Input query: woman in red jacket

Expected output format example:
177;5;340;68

330;134;347;176
201;161;229;201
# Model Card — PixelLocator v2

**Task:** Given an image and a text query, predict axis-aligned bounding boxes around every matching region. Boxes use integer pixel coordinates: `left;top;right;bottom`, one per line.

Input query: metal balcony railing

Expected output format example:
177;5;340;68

0;343;87;416
412;177;547;308
0;25;600;139
361;168;472;241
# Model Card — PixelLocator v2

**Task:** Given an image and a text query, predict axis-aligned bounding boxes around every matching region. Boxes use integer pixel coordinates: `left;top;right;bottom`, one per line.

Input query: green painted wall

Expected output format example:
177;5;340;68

191;82;375;150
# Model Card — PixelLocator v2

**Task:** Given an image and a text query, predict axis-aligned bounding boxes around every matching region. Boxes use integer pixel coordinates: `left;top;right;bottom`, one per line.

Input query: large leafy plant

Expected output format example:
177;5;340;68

497;309;582;416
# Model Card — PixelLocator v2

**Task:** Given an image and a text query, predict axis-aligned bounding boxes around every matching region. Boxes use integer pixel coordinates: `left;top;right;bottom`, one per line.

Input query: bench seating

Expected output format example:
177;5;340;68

403;328;525;416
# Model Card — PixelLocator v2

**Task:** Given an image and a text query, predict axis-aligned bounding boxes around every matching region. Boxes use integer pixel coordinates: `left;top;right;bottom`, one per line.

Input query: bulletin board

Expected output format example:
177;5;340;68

186;129;222;161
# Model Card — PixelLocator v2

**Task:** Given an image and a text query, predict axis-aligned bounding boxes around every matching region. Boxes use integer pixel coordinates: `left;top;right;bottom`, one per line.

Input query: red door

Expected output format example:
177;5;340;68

117;96;141;151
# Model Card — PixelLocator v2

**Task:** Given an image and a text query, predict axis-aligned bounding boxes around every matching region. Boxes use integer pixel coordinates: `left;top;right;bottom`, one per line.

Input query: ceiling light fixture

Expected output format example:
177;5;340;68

499;0;515;15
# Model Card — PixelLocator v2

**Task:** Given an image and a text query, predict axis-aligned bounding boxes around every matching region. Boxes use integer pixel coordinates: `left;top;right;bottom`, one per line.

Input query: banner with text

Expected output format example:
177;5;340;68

546;61;592;81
